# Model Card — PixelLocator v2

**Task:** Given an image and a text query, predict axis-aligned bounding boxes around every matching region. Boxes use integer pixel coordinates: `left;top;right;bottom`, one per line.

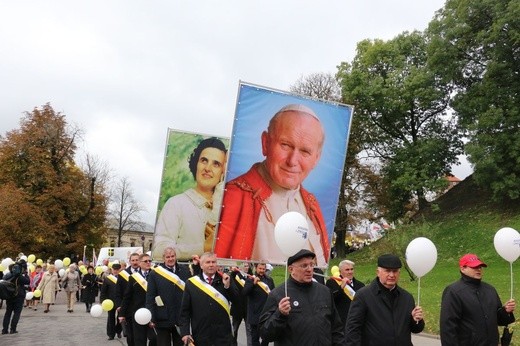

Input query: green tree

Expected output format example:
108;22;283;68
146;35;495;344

291;73;383;257
428;0;520;200
338;31;463;220
0;104;108;258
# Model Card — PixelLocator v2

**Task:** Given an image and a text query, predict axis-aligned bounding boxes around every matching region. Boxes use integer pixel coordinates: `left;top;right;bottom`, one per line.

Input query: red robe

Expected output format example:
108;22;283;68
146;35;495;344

214;163;330;262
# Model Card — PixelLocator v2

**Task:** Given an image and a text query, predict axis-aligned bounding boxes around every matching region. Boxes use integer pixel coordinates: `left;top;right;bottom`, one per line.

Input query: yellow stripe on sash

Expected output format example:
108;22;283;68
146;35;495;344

343;283;356;301
107;274;117;284
153;266;185;291
132;272;147;292
119;270;130;282
189;276;230;316
257;280;271;295
234;274;245;287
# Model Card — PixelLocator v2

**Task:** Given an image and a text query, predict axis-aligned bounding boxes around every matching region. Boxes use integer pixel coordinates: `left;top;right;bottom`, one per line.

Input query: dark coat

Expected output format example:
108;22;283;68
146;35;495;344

179;272;238;346
100;274;119;306
345;277;424;346
115;267;132;313
242;274;275;325
120;270;149;319
230;270;248;320
326;276;365;325
440;273;515;346
145;262;191;329
81;273;99;303
260;276;345;346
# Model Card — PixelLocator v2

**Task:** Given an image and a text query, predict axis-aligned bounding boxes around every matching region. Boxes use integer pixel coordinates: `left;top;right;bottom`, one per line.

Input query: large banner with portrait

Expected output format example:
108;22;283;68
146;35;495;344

214;82;353;266
152;130;230;261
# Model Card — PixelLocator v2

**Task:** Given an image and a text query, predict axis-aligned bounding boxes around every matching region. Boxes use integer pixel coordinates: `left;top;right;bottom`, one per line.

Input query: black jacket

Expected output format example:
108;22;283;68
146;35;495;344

145;262;191;329
100;274;119;306
179;272;238;346
242;274;275;325
259;276;345;345
345;277;424;346
326;276;365;325
440;273;515;346
120;270;149;319
81;273;98;303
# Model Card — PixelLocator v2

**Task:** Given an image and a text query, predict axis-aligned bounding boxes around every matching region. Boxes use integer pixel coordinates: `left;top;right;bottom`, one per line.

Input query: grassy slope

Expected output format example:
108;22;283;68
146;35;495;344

271;175;520;340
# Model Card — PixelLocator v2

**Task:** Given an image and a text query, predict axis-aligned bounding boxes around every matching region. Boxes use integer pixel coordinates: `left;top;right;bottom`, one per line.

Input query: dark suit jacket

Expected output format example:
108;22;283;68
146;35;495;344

146;263;191;329
242;274;275;325
179;272;238;346
326;276;365;325
120;270;149;319
100;274;119;306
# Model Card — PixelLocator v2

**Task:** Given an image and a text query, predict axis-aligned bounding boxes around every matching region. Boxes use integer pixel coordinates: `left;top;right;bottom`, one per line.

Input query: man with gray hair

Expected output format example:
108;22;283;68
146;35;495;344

215;104;329;266
326;259;365;325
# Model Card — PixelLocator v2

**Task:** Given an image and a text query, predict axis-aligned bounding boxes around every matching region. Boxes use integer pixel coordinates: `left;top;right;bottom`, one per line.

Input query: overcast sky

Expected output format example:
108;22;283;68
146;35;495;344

0;1;469;225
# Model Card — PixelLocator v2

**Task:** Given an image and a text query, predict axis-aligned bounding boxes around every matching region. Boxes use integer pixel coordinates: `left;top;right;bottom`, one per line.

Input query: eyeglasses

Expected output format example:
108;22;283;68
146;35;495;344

293;263;315;270
141;260;152;263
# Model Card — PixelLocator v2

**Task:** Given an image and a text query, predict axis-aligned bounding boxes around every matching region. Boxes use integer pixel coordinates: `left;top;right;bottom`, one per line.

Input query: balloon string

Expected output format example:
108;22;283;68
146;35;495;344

510;261;513;301
417;276;421;307
284;262;288;297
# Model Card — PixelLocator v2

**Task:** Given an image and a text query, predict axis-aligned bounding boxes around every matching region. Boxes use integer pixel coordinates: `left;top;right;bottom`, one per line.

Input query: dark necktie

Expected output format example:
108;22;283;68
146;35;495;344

207;276;213;285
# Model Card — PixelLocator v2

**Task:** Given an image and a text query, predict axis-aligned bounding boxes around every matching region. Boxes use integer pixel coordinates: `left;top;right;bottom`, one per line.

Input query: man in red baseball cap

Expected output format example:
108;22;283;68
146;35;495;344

440;253;516;345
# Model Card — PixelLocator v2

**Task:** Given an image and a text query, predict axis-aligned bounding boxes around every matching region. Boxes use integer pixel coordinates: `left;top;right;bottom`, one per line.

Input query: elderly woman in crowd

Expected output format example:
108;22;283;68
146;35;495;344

61;263;81;313
37;264;60;313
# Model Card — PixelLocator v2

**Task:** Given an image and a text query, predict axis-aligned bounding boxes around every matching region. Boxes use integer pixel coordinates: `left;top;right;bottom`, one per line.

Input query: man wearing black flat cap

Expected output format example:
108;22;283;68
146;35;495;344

345;254;424;346
259;249;344;345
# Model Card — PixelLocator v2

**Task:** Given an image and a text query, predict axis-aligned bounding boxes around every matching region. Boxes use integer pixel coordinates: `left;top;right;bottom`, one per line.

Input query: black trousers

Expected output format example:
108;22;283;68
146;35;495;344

246;323;269;346
2;296;24;333
106;309;122;338
232;314;244;344
156;325;183;346
132;319;157;346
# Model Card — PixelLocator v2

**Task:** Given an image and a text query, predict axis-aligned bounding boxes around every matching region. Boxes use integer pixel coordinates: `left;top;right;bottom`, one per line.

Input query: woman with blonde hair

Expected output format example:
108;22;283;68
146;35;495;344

61;263;81;313
36;264;60;313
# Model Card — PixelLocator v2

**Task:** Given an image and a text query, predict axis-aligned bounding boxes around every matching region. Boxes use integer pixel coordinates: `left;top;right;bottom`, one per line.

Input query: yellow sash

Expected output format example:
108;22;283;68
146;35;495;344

189;276;230;316
132;272;147;292
107;274;117;284
342;282;356;301
153;266;185;291
257;279;271;295
234;274;245;287
119;270;130;282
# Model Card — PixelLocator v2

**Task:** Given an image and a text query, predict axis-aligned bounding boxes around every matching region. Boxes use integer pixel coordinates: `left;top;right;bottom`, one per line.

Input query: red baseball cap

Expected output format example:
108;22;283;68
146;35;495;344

459;254;487;268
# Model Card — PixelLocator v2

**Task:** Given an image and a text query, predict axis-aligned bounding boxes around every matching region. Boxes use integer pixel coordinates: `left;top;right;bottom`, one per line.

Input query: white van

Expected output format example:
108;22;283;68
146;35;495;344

96;247;143;266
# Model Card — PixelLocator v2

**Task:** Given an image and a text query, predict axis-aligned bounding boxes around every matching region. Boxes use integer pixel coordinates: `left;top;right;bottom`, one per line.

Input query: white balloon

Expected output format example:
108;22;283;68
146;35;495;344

406;237;438;278
1;258;14;268
274;212;309;258
58;268;66;277
20;255;28;262
54;259;64;269
25;292;34;300
90;304;103;317
494;227;520;263
134;308;152;325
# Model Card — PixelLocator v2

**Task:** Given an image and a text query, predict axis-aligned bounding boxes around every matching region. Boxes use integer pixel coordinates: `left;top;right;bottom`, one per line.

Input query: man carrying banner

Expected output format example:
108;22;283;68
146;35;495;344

146;247;190;346
120;253;154;346
116;253;140;344
243;262;275;346
179;252;238;345
229;262;252;346
325;259;365;326
100;263;123;340
215;104;329;266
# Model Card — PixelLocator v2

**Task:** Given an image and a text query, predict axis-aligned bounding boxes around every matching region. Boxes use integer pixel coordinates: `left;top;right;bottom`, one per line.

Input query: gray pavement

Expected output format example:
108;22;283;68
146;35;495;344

0;293;440;345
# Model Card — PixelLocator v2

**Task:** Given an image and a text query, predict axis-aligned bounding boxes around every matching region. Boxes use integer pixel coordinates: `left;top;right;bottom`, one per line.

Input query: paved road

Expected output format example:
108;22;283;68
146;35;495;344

0;293;440;345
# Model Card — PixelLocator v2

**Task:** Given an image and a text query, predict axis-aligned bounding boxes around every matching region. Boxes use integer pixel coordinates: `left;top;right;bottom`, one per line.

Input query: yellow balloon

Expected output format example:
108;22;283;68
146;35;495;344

0;264;4;272
95;266;103;275
63;257;71;267
330;265;339;275
28;254;36;263
28;264;35;273
79;265;86;271
102;299;114;312
33;289;42;298
81;268;88;275
36;259;43;266
108;262;113;268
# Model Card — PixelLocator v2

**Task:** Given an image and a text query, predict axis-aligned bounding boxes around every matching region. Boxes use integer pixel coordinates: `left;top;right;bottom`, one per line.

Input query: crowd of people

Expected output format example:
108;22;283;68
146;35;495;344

0;250;516;345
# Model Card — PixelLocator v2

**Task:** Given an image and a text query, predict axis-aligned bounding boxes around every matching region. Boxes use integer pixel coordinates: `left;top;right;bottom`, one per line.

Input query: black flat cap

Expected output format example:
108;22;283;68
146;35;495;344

111;263;122;270
288;249;316;266
377;254;402;269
